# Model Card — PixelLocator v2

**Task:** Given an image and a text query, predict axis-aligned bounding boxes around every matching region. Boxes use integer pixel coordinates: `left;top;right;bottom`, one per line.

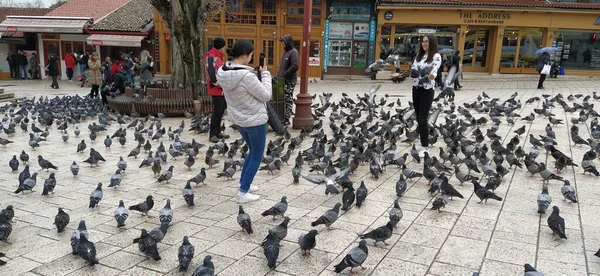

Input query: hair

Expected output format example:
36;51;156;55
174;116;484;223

226;39;254;59
455;50;460;55
415;34;439;64
91;52;99;61
140;50;150;64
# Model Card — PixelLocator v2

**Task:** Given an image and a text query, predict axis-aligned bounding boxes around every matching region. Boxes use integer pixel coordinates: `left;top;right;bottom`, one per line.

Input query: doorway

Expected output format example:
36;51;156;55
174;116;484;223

463;27;490;72
351;41;368;75
43;41;61;76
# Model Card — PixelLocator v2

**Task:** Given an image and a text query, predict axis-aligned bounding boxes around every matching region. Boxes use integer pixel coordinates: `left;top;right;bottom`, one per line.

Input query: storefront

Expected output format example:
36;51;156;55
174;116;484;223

377;0;600;76
324;0;376;76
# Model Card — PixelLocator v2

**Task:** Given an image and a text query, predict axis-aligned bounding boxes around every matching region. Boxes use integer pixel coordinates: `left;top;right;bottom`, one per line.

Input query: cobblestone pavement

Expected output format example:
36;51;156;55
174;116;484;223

0;75;599;276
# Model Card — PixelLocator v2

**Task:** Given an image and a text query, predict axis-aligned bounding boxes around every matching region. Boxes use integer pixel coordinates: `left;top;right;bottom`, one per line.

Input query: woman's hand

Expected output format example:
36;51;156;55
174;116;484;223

259;58;268;72
428;74;436;80
389;73;400;78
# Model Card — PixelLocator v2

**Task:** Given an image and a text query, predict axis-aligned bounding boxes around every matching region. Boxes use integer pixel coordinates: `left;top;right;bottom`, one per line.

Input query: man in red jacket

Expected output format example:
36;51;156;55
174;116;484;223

65;51;75;82
204;37;229;143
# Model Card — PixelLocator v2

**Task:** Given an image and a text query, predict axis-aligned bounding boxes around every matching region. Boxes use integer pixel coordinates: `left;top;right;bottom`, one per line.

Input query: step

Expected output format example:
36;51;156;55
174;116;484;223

323;74;372;81
0;93;14;100
0;88;4;94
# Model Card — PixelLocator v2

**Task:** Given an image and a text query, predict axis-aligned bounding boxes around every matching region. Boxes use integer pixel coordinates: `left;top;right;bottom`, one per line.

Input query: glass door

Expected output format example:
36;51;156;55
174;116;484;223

351;41;368;75
43;41;61;77
463;27;490;71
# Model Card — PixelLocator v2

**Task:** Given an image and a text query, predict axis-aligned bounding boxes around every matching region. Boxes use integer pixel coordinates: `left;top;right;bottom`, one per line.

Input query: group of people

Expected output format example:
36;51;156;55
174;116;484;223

6;51;39;80
204;35;299;203
436;50;463;91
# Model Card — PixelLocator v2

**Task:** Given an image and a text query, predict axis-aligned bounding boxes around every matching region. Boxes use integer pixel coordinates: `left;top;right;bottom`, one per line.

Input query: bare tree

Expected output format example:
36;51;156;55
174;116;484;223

0;0;45;8
151;0;225;99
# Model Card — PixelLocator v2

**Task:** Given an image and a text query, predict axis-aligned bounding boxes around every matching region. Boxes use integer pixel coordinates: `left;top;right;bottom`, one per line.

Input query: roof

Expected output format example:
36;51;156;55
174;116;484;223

46;0;130;22
0;16;90;34
0;7;51;37
378;0;600;10
90;0;154;32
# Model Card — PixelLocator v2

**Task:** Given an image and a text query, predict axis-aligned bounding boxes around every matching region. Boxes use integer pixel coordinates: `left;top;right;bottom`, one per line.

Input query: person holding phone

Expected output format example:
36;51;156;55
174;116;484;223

217;39;272;203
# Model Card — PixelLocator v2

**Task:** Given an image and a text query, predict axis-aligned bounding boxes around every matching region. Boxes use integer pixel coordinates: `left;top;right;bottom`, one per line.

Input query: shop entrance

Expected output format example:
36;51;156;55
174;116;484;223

351;41;368;75
463;27;491;72
43;40;61;76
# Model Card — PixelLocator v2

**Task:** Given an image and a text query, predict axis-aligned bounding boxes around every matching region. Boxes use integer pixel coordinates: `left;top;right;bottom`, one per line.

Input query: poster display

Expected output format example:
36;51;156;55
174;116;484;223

353;23;369;40
329;22;353;40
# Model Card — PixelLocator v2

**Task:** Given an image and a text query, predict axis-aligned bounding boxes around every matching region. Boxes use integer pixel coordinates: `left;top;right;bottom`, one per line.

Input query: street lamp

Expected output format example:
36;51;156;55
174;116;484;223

293;0;314;129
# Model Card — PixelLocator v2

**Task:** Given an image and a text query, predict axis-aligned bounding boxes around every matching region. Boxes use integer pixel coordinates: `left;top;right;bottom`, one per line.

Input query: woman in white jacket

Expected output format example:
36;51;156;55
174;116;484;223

217;39;272;203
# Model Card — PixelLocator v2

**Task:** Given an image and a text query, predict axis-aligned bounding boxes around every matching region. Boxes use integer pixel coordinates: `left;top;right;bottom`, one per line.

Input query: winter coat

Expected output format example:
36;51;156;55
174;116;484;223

112;70;127;94
65;54;75;68
217;61;272;128
47;56;59;77
6;55;16;67
87;59;102;85
102;61;112;83
110;60;122;75
204;47;225;96
17;54;28;66
29;56;38;73
79;54;88;66
135;61;153;84
277;34;299;82
536;53;550;72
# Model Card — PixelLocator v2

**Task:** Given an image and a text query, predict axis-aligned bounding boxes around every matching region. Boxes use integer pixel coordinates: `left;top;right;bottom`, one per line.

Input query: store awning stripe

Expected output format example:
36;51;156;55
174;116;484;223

0;17;89;34
86;34;145;47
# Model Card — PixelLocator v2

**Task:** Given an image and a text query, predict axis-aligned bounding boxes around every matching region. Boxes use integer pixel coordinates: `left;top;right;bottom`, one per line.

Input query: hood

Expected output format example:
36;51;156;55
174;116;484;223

280;34;294;51
217;61;255;91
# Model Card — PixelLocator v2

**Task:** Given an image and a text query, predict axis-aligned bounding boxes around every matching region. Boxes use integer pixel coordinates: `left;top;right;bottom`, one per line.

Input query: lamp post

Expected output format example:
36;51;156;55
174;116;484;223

292;0;314;129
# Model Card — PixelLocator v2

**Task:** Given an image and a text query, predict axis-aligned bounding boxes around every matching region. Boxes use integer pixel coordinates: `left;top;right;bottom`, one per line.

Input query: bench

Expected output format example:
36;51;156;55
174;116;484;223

107;86;212;117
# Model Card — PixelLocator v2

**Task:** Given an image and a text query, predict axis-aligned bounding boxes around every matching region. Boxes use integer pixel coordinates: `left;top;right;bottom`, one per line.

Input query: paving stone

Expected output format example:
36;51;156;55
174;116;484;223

485;238;536;265
206;237;259;260
370;257;428;276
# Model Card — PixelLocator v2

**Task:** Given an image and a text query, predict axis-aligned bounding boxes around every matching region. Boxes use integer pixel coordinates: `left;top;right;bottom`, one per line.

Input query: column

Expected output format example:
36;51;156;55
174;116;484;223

456;24;467;65
542;27;557;47
489;26;504;74
37;34;46;80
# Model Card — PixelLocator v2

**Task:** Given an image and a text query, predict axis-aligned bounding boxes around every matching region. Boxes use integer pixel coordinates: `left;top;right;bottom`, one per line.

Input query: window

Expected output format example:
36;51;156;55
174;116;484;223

500;28;542;68
225;38;256;66
261;0;276;25
226;0;256;24
262;39;274;65
379;25;391;59
554;30;600;70
500;28;519;68
206;37;215;52
286;0;322;25
393;25;457;65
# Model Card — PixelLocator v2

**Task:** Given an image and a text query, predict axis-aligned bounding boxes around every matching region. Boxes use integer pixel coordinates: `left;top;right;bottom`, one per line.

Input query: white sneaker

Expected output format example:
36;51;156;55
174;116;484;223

238;184;259;192
418;147;429;158
237;192;260;203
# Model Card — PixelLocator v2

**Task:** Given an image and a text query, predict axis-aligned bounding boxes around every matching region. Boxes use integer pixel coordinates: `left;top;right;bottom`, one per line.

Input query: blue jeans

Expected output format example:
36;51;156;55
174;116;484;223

79;64;87;79
237;124;267;193
19;65;27;79
127;70;134;86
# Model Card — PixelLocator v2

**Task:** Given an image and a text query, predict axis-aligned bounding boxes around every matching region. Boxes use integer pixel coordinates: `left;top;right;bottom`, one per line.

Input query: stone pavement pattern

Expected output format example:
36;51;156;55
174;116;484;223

0;75;599;275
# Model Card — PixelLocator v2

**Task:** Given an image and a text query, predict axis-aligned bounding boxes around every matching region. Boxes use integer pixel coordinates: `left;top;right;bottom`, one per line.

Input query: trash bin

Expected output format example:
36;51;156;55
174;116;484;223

271;78;285;121
559;66;565;75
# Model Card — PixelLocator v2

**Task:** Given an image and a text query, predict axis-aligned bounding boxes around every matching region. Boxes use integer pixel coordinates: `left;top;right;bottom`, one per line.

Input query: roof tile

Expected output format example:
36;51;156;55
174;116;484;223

378;0;600;10
46;0;131;22
90;0;154;32
0;7;52;37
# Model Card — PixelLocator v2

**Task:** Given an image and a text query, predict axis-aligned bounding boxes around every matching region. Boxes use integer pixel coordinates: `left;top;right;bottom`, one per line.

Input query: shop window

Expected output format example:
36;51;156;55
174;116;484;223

554;30;600;70
379;25;391;59
393;25;457;65
226;0;257;24
499;28;542;68
261;0;276;25
286;0;321;26
330;0;370;21
500;28;519;68
262;39;274;65
206;37;215;52
225;38;256;66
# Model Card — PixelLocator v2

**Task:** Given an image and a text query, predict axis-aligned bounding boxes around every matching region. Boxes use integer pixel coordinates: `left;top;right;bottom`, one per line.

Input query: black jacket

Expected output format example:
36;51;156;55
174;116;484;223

47;56;59;77
6;55;16;67
17;54;28;66
112;70;127;93
277;34;299;82
536;53;550;72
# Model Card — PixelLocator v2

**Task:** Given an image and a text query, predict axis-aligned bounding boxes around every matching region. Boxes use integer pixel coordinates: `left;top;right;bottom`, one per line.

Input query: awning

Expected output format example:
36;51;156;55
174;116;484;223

0;16;90;34
86;34;146;47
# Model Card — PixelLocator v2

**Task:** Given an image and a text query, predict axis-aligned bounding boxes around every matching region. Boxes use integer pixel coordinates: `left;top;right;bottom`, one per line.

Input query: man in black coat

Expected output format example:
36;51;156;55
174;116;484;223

17;51;28;80
277;34;299;126
451;50;462;90
6;52;17;79
47;55;59;89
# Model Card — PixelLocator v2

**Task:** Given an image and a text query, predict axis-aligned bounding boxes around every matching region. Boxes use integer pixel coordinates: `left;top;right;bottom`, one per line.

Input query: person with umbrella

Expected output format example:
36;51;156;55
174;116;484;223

536;48;553;89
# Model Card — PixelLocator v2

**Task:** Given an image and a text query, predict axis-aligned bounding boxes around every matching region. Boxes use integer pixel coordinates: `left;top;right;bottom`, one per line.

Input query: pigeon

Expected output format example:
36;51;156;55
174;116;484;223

217;163;237;179
137;229;161;260
334;240;369;273
76;234;99;266
117;156;127;172
270;217;290;241
71;220;89;255
431;194;449;212
359;220;394;246
396;174;407;197
129;195;155;216
389;199;403;228
261;196;288;220
70;161;80;177
561;180;578;203
15;172;37;194
38;155;58;171
0;206;14;222
9;155;18;172
192;255;215;276
440;175;464;199
41;172;57;195
311;202;341;230
237;205;253;234
342;183;355;211
159;199;174;224
472;179;503;203
524;263;544;276
77;139;87;153
104;135;112;149
54;207;70;233
183;182;195;206
157;165;174;183
582;158;600;176
262;229;280;269
539;163;563;183
355;180;368;208
89;183;103;208
184;154;195;170
547;206;567;239
0;214;11;241
188;168;207;185
298;229;318;256
151;160;161;177
128;144;141;158
402;164;423;181
537;185;552;214
19;150;29;164
114;200;129;227
178;236;195;272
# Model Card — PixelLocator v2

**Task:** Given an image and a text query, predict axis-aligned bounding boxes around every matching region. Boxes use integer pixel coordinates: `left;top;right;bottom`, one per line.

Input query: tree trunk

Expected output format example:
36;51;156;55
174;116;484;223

152;0;220;100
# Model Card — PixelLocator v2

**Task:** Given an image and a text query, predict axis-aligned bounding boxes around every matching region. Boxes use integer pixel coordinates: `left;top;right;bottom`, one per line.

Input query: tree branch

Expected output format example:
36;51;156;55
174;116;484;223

150;0;173;30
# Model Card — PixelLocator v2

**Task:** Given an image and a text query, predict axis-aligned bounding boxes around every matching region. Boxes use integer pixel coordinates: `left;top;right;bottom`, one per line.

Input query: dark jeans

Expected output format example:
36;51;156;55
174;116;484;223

537;73;546;88
412;86;434;147
210;95;226;137
237;124;267;193
66;68;73;80
90;84;100;98
51;75;59;88
454;78;461;89
19;65;27;79
9;65;17;79
100;88;109;105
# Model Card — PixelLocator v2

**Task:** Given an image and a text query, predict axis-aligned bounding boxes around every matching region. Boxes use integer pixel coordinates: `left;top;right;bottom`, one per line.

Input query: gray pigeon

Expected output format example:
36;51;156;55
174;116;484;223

560;180;578;203
76;234;99;266
117;156;127;172
547;206;567;239
104;135;112;149
192;255;215;276
136;229;161;261
183;182;195;206
355;180;368;208
114;200;129;227
8;155;18;172
396;174;407;197
298;229;318;256
524;263;544;276
311;202;341;230
129;195;155;216
261;196;288;220
54;207;70;233
262;229;280;269
389;199;403;228
359;220;394;246
41;172;57;195
0;213;11;241
334;240;369;273
269;217;290;241
184;154;195;170
70;161;80;177
89;183;103;208
15;172;37;194
178;236;195;272
157;165;174;183
71;220;89;255
108;169;122;189
537;185;552;214
159;199;174;224
188;168;206;185
237;205;253;234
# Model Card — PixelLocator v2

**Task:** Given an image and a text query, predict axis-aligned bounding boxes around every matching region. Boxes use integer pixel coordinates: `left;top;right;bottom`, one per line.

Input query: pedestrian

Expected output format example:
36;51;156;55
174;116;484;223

17;50;28;80
277;34;299;126
29;53;38;80
122;53;134;86
6;52;17;79
204;37;230;143
87;52;102;98
134;50;153;85
436;53;445;89
110;56;122;76
101;56;112;89
65;50;75;82
451;50;462;90
46;54;59;89
411;34;442;157
78;51;89;81
536;52;550;89
216;39;272;203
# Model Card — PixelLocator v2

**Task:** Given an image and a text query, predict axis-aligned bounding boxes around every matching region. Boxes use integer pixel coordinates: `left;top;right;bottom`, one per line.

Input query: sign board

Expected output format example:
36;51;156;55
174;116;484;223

353;23;369;40
6;26;17;32
459;12;511;25
309;56;320;66
91;40;103;46
323;19;330;72
418;29;436;34
384;11;393;21
329;22;353;40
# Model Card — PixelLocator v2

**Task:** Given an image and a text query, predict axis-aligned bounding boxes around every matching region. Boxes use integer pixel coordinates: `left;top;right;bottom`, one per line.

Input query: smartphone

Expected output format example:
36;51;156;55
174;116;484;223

259;53;266;67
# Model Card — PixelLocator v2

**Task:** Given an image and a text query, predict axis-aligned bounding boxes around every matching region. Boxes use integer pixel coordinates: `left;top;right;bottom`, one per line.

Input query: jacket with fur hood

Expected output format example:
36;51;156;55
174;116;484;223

217;61;272;127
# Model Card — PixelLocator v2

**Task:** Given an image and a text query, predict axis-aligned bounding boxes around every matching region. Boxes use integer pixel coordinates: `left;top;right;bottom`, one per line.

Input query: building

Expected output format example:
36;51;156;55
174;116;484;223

154;0;377;79
377;0;600;76
0;7;51;80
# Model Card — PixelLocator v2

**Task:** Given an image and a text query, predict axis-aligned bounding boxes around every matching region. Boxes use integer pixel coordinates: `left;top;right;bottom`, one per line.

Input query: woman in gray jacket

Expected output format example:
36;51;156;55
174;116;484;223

217;39;272;203
135;50;153;85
